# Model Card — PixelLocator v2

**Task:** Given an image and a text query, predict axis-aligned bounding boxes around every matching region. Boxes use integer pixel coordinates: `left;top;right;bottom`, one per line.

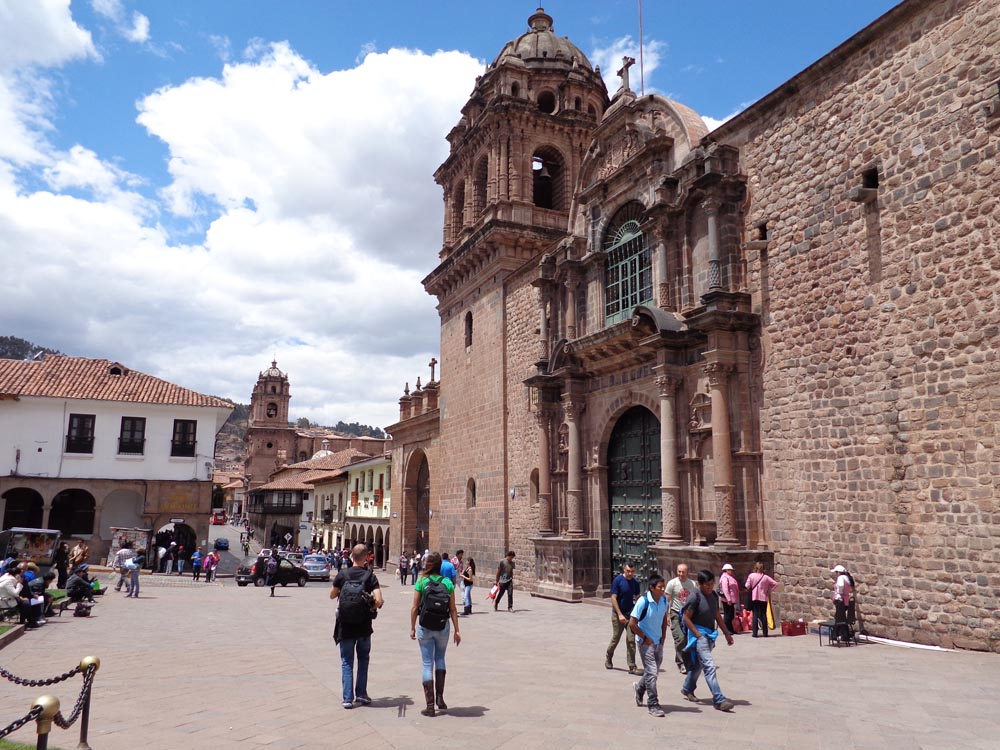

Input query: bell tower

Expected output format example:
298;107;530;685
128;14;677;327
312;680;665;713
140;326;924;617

249;360;290;427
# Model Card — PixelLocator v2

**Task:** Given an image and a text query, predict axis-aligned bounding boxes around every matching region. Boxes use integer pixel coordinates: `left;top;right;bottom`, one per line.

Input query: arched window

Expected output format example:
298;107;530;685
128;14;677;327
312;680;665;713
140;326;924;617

473;155;488;215
266;402;277;417
604;202;652;326
466;478;477;508
464;311;473;349
537;90;556;113
453;181;466;233
511;82;520;97
532;147;565;211
574;97;582;111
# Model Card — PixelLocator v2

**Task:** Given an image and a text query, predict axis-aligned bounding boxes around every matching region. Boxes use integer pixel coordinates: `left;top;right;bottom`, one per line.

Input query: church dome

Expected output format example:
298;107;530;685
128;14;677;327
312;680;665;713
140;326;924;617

261;360;285;379
491;8;593;72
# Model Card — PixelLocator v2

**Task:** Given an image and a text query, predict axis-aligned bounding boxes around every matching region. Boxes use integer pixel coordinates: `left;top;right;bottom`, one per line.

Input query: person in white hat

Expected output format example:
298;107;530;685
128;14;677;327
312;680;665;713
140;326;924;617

718;564;740;634
830;565;855;641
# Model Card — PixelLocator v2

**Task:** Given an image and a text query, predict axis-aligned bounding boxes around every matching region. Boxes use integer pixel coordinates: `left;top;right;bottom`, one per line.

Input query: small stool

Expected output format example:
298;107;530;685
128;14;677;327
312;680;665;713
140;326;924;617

819;619;858;646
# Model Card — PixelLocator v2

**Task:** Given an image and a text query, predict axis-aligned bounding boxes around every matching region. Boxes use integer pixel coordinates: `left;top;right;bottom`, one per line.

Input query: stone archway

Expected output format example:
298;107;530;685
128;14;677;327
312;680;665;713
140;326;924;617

403;450;430;555
2;488;44;529
607;405;661;583
49;489;96;537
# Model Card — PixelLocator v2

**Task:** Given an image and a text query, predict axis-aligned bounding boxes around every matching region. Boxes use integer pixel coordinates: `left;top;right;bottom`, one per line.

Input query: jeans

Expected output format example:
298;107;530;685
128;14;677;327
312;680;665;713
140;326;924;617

177;560;185;575
340;636;372;702
670;612;686;668
495;580;513;610
128;570;140;597
463;583;473;611
192;565;201;581
607;613;637;668
417;623;450;682
636;639;664;706
410;568;418;585
682;634;726;704
399;569;409;586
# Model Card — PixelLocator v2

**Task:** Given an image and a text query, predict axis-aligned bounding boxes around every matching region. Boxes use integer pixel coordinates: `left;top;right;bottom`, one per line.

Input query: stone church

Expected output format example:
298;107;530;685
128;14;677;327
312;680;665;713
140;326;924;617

387;0;999;650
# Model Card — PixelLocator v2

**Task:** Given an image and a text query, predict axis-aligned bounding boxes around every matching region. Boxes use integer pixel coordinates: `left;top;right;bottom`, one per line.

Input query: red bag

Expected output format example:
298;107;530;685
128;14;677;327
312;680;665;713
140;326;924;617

731;610;744;633
487;583;500;601
740;610;753;630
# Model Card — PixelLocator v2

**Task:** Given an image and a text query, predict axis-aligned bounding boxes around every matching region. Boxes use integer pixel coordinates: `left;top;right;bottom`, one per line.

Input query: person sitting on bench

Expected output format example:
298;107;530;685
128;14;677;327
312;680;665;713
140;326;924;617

28;571;57;619
0;565;42;628
66;565;97;604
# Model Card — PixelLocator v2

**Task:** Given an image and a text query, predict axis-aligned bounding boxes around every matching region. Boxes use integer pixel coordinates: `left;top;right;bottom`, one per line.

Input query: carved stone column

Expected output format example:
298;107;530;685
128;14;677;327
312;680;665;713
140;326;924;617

703;196;723;291
536;410;554;535
706;361;738;546
538;289;550;363
564;397;584;537
656;374;683;543
498;137;509;200
565;281;579;340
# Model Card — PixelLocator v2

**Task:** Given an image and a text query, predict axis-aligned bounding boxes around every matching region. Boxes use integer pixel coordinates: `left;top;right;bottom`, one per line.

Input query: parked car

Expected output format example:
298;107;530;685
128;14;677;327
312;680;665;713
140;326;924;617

279;551;304;566
213;538;230;551
234;556;308;587
302;554;332;581
210;512;226;525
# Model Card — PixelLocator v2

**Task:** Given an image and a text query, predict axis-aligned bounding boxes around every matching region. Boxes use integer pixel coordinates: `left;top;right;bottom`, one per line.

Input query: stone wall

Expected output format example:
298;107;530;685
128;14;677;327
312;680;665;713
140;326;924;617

724;0;1000;650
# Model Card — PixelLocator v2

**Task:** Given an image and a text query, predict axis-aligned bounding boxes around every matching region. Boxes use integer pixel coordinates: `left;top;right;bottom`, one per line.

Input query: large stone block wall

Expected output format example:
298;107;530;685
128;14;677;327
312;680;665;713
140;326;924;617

436;280;511;571
729;0;1000;649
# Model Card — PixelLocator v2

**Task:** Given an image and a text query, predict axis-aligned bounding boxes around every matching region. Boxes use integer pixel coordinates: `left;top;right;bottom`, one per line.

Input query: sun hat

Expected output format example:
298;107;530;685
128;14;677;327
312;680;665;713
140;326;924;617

722;563;734;571
831;564;846;573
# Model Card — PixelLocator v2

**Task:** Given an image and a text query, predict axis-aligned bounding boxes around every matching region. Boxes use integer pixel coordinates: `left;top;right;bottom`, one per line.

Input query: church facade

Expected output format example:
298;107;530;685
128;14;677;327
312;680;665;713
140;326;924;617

388;0;1000;651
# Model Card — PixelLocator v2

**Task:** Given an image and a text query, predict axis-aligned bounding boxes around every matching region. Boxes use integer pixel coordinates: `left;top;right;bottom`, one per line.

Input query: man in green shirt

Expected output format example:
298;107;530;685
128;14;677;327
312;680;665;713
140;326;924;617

665;563;697;674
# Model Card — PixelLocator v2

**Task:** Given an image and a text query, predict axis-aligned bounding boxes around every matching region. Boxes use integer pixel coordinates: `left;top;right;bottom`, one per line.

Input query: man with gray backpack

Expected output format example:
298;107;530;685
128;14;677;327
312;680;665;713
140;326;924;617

330;544;383;710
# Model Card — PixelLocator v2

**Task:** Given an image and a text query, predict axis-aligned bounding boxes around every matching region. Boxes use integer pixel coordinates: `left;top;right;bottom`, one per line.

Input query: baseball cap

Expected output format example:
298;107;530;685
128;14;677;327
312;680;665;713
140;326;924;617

831;564;846;573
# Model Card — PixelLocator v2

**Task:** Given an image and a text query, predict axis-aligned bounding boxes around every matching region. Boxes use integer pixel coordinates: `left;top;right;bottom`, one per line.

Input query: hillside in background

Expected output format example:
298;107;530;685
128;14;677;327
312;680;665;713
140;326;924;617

0;336;61;360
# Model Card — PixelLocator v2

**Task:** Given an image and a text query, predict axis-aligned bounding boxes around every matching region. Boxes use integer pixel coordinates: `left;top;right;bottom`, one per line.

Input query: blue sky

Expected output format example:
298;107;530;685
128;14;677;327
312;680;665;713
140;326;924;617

1;0;901;428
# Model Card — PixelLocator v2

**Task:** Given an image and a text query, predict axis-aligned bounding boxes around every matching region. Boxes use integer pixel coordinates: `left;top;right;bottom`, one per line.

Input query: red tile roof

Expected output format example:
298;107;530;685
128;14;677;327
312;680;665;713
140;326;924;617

0;355;234;409
288;448;372;471
255;469;346;491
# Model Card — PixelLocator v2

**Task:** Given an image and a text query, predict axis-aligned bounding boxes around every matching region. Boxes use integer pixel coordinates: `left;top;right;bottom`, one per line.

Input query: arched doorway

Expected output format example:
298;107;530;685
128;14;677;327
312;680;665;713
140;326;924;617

49;489;96;537
404;451;430;554
607;406;661;582
154;522;196;571
2;488;44;529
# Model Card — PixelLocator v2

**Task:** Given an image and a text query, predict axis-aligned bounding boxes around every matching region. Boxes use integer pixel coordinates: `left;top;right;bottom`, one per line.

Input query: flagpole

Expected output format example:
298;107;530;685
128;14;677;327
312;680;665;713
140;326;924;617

638;0;645;95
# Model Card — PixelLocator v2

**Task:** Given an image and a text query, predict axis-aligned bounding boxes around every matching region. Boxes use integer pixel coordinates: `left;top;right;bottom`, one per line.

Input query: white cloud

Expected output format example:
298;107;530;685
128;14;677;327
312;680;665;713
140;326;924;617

0;18;482;428
124;11;150;44
590;35;666;96
90;0;150;45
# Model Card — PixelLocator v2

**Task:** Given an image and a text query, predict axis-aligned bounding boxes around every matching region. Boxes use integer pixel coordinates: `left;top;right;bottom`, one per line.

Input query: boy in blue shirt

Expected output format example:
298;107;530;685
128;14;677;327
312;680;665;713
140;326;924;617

628;574;669;717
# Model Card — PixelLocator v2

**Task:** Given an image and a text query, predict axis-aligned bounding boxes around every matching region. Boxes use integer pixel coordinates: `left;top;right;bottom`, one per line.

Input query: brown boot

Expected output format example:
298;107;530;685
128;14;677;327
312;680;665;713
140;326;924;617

421;681;435;716
434;669;447;710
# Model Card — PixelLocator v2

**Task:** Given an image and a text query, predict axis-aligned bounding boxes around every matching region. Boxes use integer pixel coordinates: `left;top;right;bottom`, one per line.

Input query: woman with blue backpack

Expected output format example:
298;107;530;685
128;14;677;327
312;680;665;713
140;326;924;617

410;552;461;717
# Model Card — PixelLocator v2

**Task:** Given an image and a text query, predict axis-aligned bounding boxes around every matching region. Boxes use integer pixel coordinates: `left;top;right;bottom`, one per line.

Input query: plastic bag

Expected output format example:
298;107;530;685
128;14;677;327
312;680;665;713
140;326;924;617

487;583;500;601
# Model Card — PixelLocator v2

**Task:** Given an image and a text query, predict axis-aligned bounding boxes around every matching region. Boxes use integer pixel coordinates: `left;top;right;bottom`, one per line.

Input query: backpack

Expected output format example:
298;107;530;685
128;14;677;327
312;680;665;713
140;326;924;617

338;570;374;624
418;576;451;631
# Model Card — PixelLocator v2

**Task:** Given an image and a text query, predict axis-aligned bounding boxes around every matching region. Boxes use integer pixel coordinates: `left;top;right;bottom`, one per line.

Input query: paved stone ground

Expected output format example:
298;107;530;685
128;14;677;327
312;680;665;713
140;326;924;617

1;576;998;749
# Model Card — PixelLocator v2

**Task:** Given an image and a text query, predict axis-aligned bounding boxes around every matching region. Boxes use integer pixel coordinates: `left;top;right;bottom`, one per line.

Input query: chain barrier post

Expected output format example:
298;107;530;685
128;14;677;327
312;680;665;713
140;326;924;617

33;695;59;750
76;656;100;750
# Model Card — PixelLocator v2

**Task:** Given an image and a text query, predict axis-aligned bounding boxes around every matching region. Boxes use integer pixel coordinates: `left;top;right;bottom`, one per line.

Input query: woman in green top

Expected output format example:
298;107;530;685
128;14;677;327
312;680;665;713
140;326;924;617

410;552;461;716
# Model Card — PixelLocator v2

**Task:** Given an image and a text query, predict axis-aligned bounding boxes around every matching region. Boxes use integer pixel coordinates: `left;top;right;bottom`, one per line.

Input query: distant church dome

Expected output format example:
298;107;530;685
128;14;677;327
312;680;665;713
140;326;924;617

311;449;334;459
261;360;285;379
491;7;593;72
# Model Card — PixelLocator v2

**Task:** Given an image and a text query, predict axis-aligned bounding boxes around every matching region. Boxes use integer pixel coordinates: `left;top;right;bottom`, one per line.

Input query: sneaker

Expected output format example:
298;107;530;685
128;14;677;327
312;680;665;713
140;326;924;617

628;666;642;675
355;696;372;706
681;690;699;702
605;658;613;670
714;699;735;712
342;701;354;709
633;682;644;707
648;704;665;718
36;618;47;625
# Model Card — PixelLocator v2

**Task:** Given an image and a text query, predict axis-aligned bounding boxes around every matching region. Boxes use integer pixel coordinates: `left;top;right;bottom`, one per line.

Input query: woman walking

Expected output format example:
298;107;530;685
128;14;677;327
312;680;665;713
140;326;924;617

410;552;461;717
460;558;476;615
744;562;778;637
127;549;145;598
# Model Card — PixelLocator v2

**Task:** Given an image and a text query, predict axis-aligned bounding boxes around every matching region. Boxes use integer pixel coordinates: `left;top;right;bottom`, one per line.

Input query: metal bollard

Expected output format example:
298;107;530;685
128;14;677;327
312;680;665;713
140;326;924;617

77;656;101;750
32;694;59;750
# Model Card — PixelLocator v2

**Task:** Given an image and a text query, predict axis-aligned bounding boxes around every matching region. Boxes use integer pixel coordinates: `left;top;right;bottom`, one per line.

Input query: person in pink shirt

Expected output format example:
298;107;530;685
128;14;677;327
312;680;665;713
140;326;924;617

744;562;778;637
718;564;740;634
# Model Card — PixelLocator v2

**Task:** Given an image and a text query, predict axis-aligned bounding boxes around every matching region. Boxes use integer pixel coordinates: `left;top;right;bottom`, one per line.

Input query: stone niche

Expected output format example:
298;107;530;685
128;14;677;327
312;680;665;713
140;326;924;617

530;537;601;601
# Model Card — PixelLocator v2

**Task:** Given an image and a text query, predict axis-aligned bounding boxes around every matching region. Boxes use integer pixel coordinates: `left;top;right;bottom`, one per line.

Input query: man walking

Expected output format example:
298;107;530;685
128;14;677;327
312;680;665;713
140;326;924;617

665;563;697;673
330;544;384;710
398;552;410;586
606;561;641;674
111;541;135;594
680;569;735;711
493;550;515;612
629;574;669;718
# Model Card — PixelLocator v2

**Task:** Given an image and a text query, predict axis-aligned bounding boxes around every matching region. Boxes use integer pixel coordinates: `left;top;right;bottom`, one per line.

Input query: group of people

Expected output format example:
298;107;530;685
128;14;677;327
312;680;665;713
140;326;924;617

607;559;858;717
0;552;103;626
332;545;518;717
397;549;480;616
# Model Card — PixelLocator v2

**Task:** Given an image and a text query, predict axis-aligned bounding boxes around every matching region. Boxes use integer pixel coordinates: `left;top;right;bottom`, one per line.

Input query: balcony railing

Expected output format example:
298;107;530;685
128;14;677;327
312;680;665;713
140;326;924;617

117;438;145;455
170;440;196;458
65;435;94;454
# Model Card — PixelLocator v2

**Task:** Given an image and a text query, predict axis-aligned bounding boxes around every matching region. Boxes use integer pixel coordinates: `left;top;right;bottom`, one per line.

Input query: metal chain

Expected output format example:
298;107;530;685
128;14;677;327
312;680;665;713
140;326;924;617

0;664;83;687
52;664;97;729
0;704;43;739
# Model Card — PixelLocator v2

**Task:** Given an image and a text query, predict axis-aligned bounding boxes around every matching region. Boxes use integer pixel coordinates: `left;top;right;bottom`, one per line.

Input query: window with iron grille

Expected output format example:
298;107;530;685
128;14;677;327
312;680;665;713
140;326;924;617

170;419;197;457
604;202;652;326
118;416;146;455
65;414;95;454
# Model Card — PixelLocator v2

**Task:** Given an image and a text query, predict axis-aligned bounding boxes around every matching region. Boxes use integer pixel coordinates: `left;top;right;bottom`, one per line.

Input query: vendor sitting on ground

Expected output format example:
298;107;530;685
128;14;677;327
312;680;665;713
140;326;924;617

65;565;97;604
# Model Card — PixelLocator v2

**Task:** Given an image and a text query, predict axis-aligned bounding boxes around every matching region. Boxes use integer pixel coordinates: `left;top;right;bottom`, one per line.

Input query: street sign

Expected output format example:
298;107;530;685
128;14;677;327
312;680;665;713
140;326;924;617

298;524;310;531
284;532;293;542
169;518;185;524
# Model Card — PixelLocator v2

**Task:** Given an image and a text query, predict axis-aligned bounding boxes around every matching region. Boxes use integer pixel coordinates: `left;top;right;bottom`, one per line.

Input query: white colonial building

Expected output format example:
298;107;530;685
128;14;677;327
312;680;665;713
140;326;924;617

0;355;233;561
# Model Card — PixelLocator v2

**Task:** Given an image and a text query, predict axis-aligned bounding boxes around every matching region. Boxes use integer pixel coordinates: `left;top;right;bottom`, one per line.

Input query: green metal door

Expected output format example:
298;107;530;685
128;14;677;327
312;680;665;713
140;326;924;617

608;406;661;583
